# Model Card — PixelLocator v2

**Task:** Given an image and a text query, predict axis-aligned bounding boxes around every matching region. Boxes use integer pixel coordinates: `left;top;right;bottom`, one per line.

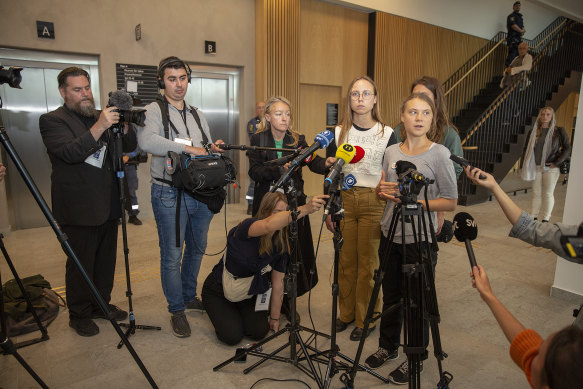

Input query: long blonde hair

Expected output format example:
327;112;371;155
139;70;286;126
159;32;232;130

399;93;437;142
535;107;556;138
255;192;290;256
338;75;385;145
256;96;299;146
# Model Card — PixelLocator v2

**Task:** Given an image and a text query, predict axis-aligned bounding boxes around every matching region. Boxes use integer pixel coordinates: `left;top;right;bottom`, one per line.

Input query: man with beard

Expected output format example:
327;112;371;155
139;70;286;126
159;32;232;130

39;67;136;336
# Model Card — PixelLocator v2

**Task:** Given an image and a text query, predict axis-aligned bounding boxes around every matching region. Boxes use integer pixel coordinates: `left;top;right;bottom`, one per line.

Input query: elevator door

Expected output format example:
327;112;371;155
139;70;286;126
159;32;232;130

185;69;239;203
0;50;99;229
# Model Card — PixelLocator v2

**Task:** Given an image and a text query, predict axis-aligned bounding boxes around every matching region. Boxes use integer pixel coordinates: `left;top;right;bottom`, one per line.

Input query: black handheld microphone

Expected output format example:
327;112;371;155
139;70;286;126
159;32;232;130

453;212;478;268
449;154;486;180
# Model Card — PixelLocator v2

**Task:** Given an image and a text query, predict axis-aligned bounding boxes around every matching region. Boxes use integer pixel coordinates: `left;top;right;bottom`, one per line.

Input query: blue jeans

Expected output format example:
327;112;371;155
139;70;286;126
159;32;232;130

151;183;214;313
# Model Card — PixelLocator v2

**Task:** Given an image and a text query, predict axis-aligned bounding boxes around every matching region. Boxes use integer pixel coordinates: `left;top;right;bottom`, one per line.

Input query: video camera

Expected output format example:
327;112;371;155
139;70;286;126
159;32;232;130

396;160;434;204
107;90;146;131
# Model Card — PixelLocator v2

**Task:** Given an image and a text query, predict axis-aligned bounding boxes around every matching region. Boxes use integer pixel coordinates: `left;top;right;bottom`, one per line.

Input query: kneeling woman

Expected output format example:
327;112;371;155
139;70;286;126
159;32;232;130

202;192;328;345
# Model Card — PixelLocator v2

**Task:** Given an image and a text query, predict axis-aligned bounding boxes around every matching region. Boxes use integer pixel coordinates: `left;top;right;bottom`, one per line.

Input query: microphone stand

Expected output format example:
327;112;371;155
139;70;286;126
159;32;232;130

0;118;158;387
110;125;161;349
219;144;297;153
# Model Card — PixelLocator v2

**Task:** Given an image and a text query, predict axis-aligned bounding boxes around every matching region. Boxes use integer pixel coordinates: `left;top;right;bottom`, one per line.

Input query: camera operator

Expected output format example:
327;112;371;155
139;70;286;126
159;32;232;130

39;67;135;337
137;56;223;338
465;166;582;263
470;264;583;388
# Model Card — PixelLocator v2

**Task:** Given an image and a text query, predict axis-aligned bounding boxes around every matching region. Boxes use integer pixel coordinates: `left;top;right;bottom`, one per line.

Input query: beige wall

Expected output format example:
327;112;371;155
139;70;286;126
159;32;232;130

0;0;256;226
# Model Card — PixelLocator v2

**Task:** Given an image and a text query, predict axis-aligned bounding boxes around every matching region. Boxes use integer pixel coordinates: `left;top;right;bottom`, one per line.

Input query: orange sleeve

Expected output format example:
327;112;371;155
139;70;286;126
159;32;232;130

509;329;544;387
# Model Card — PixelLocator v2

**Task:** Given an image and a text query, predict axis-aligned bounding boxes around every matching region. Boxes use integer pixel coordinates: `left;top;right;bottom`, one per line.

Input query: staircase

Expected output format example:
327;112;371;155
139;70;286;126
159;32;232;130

442;17;583;205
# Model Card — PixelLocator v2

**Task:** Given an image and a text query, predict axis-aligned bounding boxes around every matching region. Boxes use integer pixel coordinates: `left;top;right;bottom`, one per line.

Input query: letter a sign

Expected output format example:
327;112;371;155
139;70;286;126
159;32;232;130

36;21;55;39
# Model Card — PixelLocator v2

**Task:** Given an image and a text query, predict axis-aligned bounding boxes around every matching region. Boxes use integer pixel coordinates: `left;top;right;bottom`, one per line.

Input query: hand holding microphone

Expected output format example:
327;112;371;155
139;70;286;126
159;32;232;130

323;143;357;194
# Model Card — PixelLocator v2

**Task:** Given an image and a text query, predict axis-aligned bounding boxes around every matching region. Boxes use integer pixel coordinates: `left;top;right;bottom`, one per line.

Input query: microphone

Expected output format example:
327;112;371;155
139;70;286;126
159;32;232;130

324;143;357;194
270;130;334;192
342;173;357;191
395;160;433;183
323;174;358;220
452;212;478;268
449;154;486;180
351;145;365;164
108;90;133;110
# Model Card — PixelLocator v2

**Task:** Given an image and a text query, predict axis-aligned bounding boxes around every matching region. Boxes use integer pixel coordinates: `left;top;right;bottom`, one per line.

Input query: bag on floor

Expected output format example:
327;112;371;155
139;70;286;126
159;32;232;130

2;274;65;336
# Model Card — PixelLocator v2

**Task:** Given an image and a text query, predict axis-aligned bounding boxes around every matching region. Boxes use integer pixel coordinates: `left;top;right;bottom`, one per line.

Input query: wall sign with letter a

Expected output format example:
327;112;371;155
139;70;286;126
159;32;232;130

36;21;55;39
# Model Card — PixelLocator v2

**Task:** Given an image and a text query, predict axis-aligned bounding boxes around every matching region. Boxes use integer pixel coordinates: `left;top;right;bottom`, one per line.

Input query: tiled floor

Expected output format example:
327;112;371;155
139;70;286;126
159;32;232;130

0;176;579;388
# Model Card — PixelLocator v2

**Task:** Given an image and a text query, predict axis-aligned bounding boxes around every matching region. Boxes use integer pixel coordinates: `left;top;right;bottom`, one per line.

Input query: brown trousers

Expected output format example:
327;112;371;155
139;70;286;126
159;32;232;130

337;187;384;328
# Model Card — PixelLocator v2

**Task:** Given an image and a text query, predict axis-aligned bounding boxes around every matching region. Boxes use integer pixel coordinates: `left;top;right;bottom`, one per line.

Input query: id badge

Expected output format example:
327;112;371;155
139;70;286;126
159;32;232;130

174;138;193;146
255;287;272;311
84;145;107;168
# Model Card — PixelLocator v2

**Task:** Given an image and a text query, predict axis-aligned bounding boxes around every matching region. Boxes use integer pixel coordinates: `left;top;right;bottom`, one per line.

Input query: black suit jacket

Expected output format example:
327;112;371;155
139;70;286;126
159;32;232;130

39;106;137;226
248;130;328;215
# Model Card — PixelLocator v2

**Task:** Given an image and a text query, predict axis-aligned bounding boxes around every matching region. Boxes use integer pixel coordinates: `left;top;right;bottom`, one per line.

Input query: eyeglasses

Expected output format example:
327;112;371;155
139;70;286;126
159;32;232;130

350;90;375;100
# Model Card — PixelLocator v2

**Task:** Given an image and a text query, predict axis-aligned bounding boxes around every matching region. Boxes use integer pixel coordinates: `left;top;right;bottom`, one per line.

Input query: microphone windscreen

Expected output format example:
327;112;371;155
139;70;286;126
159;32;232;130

453;212;478;241
342;174;357;190
350;146;365;164
109;90;133;110
335;143;356;164
314;130;334;149
396;160;417;176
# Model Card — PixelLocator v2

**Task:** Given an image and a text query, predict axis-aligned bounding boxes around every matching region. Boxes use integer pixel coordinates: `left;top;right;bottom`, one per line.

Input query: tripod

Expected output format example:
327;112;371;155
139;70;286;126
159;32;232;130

0;234;49;388
343;183;453;389
213;177;331;386
302;173;389;388
0;115;158;387
110;127;161;349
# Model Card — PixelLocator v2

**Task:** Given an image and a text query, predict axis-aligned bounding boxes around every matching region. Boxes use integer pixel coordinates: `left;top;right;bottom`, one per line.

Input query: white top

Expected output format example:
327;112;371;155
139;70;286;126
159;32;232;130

334;123;394;188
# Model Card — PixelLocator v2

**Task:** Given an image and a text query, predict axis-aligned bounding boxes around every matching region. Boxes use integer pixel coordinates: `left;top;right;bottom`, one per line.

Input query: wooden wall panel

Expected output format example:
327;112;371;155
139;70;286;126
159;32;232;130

256;0;301;116
299;84;342;196
373;12;487;126
555;92;579;135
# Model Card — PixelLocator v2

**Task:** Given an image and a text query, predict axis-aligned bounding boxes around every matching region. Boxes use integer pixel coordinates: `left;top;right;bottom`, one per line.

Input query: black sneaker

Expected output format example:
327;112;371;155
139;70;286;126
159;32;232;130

171;311;191;338
365;347;399;369
335;318;354;332
128;215;142;225
388;360;423;385
91;304;128;321
69;317;99;337
185;297;205;312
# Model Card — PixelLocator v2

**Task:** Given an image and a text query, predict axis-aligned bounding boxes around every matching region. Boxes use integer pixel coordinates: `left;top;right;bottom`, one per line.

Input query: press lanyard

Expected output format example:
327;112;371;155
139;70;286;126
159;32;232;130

168;105;192;139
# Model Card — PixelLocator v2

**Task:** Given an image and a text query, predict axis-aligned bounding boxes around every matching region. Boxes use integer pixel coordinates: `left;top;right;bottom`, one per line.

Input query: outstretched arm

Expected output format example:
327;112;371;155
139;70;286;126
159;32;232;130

471;265;525;343
465;166;522;225
248;195;329;237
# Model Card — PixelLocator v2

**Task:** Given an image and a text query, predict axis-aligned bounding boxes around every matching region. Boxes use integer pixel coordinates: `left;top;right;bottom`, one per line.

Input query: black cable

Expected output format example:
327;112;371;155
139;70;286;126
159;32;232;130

249;377;312;389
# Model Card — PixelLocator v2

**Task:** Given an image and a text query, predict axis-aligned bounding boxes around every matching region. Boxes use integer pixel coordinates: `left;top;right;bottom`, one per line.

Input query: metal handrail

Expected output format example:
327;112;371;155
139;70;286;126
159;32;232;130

461;21;572;145
444;39;505;97
444;17;566;99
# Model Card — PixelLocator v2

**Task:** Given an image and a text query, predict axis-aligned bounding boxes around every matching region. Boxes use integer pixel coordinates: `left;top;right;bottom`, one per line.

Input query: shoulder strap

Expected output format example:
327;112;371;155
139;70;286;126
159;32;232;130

187;105;209;145
155;96;170;140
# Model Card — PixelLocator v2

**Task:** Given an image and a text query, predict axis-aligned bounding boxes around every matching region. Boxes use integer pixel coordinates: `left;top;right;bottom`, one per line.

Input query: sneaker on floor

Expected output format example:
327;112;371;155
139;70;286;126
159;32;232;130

69;317;99;337
91;304;128;321
388;360;423;385
365;347;399;369
171;311;191;338
128;215;143;225
185;297;205;312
